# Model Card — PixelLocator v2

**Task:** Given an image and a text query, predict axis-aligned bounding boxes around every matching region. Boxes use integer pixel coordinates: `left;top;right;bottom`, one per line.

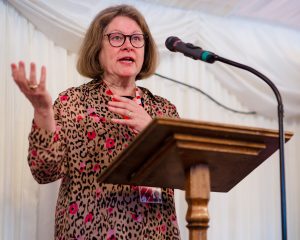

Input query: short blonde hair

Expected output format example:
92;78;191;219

77;4;158;80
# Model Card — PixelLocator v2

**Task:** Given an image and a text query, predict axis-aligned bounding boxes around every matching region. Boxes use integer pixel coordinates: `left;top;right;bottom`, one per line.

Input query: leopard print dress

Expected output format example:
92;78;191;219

28;80;181;240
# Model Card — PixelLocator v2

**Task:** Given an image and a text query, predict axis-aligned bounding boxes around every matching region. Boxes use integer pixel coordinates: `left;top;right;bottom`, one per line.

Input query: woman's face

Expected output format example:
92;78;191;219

99;16;145;81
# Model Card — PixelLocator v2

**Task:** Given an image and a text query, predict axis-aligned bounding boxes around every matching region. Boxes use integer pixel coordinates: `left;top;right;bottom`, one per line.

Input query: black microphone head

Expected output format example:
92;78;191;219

165;36;180;52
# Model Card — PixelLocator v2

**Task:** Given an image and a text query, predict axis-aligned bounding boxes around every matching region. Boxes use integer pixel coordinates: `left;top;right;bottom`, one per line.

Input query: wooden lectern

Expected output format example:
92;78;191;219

98;118;293;240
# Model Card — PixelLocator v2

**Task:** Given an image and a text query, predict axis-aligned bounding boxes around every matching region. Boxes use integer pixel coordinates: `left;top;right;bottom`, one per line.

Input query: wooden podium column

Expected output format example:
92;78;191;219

185;164;210;240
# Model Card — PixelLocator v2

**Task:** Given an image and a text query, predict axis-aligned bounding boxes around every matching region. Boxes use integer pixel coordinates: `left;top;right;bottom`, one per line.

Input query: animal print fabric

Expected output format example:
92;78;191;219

27;80;181;239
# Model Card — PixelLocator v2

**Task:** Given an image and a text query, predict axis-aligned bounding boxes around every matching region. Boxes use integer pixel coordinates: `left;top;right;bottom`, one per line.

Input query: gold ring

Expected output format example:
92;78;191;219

28;84;38;89
127;111;132;117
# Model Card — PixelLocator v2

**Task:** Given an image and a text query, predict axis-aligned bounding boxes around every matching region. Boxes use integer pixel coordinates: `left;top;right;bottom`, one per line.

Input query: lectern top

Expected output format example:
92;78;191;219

98;118;292;192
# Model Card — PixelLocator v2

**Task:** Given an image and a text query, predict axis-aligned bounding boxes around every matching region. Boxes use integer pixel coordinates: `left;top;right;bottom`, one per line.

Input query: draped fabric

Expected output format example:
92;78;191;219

143;0;300;33
1;1;300;240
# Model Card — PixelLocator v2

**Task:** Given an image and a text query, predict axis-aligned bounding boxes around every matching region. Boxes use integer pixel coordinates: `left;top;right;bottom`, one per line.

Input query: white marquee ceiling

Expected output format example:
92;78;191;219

8;0;300;53
139;0;300;31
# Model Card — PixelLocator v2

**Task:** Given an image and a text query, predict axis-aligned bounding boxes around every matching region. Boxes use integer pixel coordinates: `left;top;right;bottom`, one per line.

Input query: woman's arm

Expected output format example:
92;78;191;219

27;96;69;184
11;61;68;183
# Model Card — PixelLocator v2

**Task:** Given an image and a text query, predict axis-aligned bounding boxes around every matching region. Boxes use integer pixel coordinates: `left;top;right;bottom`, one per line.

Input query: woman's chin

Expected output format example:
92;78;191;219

118;72;138;79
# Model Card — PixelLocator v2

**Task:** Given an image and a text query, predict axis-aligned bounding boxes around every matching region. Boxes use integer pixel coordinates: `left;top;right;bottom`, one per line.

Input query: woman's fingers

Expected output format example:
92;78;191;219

11;63;18;82
11;62;26;92
11;61;46;93
108;95;152;132
110;111;151;132
19;61;31;92
108;97;138;120
108;105;134;118
39;66;46;90
18;61;26;81
108;95;137;110
11;62;52;110
28;63;37;87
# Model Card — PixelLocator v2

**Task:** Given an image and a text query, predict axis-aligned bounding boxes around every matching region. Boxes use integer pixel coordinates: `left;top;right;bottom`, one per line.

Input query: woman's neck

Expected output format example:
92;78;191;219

103;77;136;96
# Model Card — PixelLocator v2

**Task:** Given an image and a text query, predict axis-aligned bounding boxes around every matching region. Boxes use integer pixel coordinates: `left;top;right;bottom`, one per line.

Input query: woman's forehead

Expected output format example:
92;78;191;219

106;16;142;33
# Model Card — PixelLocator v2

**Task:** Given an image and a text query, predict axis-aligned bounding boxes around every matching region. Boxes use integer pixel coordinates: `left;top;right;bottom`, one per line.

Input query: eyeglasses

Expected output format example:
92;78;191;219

105;32;146;48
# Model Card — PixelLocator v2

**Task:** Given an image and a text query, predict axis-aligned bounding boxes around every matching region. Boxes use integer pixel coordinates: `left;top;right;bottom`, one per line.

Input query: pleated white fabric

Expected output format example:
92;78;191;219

1;1;299;240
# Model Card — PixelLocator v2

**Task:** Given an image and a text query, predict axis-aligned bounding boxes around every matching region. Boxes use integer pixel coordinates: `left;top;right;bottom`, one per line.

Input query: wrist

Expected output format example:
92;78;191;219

34;107;53;117
34;108;56;132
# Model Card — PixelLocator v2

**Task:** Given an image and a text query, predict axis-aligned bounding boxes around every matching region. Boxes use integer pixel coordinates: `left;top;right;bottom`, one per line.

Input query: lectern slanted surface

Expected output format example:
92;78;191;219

98;117;292;192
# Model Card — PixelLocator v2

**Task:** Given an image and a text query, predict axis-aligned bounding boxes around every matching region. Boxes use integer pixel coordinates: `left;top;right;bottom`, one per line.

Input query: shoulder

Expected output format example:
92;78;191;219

140;86;179;118
54;79;100;104
140;86;175;106
58;79;98;96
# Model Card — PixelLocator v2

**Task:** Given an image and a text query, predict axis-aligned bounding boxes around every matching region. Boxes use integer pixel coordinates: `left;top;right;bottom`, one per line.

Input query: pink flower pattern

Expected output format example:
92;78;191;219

93;163;101;172
31;149;37;157
106;229;116;240
84;213;93;224
161;224;167;233
105;89;113;95
76;114;84;122
130;212;142;222
79;162;85;173
69;202;78;215
87;131;96;140
59;95;69;102
100;117;106;122
87;107;96;115
107;207;114;215
53;133;59;142
95;188;101;198
105;138;115;149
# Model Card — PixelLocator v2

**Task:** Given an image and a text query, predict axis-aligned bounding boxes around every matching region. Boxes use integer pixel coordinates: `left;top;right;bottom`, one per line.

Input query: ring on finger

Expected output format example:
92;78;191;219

127;110;132;118
28;84;38;89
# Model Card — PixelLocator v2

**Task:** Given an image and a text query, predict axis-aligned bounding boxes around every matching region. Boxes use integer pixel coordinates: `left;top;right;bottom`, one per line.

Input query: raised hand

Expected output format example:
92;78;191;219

107;95;152;133
11;61;56;131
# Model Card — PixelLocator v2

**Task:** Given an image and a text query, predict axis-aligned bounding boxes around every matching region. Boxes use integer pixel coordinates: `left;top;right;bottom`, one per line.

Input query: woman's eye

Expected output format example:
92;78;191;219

132;35;142;41
111;35;123;41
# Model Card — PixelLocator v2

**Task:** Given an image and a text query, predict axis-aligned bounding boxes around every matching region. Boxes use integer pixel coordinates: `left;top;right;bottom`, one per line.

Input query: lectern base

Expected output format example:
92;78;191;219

185;164;210;240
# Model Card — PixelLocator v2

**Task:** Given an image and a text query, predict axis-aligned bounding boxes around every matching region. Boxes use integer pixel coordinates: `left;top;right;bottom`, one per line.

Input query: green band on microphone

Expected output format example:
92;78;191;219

201;51;210;61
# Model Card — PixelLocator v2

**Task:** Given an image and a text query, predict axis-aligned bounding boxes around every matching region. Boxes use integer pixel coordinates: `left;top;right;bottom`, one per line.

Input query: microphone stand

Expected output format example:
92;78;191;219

212;55;287;240
166;38;287;239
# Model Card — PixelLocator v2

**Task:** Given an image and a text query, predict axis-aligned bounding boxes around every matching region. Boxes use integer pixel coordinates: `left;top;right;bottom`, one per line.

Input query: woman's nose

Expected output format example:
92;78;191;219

122;36;133;49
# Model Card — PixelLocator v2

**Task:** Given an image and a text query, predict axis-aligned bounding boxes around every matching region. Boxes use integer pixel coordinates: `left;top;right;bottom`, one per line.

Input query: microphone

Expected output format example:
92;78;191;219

165;36;216;63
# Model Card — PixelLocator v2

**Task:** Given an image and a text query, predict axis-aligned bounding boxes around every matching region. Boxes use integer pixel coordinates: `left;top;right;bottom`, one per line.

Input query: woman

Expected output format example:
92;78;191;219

11;4;181;239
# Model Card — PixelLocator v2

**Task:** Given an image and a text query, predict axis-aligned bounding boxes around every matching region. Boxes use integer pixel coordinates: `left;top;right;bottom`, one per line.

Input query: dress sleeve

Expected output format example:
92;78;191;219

166;101;180;119
27;95;68;184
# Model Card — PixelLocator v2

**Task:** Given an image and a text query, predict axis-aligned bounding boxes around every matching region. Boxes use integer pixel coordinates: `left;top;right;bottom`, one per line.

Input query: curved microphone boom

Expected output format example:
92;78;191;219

165;35;288;240
165;36;216;63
